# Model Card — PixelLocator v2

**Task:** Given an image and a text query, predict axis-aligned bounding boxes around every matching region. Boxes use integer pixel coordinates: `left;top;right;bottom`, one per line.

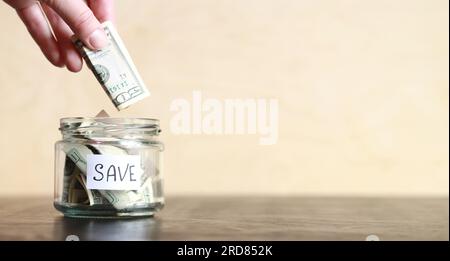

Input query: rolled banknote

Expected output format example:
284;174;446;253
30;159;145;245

62;156;76;203
73;21;150;110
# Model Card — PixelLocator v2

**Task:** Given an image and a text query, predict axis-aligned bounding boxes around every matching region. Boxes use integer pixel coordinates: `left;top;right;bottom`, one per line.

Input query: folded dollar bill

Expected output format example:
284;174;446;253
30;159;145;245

73;21;150;110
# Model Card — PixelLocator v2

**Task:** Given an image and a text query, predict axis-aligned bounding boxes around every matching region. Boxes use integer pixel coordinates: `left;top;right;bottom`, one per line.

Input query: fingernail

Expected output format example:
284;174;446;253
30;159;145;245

88;29;108;50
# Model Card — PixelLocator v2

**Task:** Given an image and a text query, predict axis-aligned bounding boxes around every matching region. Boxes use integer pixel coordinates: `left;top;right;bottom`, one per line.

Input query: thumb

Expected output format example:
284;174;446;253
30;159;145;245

40;0;108;50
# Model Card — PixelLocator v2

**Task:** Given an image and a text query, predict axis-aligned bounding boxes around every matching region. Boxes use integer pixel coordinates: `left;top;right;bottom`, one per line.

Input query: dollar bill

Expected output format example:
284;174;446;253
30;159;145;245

62;156;76;203
73;21;150;110
68;168;89;204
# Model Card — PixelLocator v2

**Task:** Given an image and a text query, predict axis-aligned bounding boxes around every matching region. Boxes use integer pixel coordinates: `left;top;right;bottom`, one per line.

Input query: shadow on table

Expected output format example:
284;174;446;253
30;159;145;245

52;216;162;241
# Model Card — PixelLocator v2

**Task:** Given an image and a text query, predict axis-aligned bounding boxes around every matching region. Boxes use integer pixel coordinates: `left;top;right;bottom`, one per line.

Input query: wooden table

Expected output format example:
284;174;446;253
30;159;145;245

0;197;448;240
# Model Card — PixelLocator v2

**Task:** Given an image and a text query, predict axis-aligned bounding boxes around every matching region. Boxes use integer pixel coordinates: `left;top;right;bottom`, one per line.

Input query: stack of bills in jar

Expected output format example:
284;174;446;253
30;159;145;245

61;111;156;210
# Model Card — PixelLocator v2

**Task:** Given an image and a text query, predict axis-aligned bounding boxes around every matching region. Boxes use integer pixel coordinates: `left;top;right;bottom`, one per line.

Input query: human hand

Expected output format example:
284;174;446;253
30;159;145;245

4;0;114;72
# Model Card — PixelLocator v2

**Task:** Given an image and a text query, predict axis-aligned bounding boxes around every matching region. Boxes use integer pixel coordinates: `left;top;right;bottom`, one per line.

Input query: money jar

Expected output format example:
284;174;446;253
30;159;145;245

54;117;164;218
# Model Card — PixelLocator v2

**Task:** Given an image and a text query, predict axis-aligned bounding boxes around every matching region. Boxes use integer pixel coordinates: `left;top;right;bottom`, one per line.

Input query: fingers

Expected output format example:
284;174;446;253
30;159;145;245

40;0;107;50
40;2;83;72
14;1;64;67
6;0;115;71
88;0;114;23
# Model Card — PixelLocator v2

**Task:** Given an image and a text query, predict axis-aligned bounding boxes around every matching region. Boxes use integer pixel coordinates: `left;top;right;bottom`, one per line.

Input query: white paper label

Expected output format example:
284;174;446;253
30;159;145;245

86;154;142;190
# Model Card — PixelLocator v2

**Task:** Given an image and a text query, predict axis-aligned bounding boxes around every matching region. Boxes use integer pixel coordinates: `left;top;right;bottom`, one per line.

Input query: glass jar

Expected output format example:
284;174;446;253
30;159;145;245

54;117;164;218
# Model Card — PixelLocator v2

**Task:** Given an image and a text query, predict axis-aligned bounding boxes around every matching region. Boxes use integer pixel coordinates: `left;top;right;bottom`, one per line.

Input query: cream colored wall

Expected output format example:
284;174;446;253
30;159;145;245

0;0;448;196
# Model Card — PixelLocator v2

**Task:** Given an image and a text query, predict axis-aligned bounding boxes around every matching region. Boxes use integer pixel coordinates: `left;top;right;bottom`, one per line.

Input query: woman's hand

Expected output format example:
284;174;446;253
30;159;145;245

4;0;114;72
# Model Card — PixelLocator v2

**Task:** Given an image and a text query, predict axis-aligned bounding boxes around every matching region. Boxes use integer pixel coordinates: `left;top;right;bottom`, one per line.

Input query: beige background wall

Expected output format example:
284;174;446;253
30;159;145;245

0;0;448;196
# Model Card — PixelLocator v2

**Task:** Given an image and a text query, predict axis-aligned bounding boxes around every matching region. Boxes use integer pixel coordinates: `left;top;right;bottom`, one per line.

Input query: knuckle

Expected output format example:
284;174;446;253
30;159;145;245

41;0;59;8
42;0;97;35
73;8;96;33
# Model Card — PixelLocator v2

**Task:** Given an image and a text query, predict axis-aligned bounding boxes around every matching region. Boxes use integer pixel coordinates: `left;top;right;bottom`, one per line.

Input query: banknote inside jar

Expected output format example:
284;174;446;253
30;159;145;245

57;117;163;212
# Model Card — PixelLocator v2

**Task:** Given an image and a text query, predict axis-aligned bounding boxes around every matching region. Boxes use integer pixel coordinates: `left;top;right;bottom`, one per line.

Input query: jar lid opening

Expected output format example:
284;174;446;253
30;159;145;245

59;117;161;137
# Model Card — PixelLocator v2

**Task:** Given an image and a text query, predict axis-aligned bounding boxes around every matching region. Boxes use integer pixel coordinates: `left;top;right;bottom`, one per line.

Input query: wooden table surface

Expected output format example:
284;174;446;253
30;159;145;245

0;197;448;241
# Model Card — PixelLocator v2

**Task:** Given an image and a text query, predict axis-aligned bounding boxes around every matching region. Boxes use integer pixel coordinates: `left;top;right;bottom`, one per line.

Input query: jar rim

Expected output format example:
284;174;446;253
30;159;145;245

59;117;161;136
60;117;159;125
